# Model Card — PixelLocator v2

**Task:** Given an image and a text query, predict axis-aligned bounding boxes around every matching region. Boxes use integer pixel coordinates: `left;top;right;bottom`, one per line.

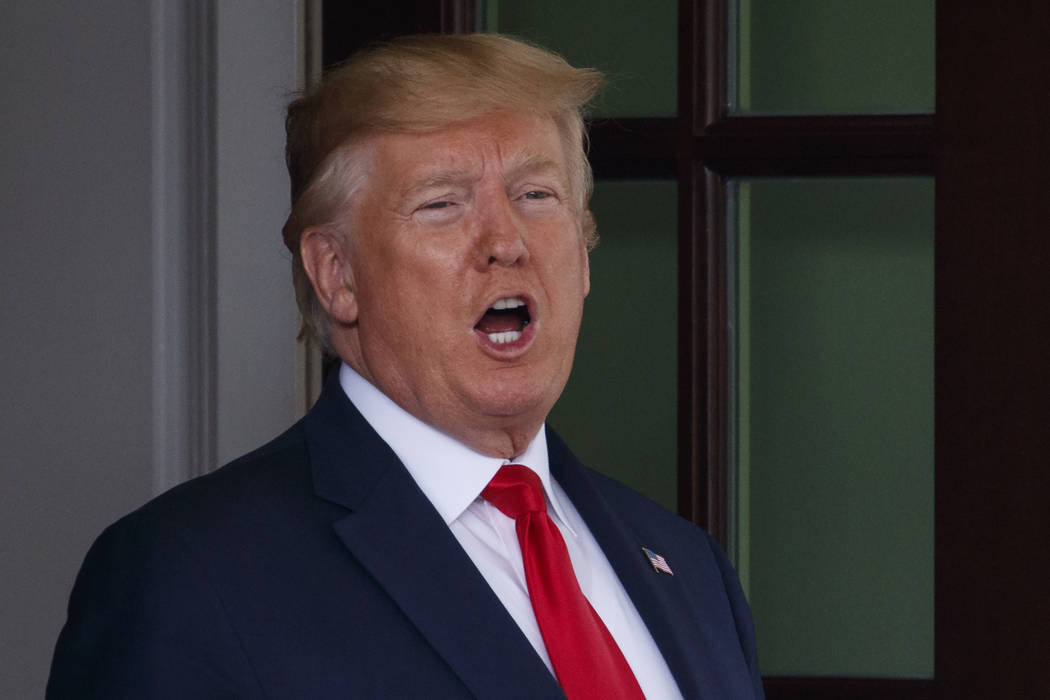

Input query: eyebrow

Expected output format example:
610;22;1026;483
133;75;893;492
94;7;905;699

400;168;478;199
503;155;565;186
398;155;567;202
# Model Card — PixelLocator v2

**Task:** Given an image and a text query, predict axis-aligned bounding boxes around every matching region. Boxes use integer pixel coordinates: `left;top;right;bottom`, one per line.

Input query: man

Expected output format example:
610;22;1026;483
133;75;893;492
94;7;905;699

48;34;763;699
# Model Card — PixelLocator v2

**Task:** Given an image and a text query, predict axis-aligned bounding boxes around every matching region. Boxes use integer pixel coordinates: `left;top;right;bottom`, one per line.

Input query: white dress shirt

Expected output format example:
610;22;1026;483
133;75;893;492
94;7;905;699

340;364;683;699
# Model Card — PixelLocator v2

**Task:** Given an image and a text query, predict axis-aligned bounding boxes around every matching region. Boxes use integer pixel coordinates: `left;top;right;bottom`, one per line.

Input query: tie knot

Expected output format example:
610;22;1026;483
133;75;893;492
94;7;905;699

482;464;547;519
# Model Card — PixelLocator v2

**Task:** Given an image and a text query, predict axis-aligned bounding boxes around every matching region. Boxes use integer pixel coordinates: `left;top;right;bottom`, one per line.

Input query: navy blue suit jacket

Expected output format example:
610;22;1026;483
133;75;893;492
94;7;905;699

48;375;763;699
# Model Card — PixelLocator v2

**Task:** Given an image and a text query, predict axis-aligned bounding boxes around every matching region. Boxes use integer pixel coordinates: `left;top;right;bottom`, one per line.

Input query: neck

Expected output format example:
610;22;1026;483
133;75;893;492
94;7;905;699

335;349;544;460
439;422;539;460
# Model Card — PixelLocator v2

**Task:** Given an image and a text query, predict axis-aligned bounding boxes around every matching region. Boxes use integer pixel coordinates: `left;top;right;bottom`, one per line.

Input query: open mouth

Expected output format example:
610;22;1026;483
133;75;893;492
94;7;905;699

474;297;531;345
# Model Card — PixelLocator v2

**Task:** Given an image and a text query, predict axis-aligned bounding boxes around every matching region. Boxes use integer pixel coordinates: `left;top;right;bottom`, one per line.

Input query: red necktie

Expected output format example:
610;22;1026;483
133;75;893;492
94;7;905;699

482;464;646;700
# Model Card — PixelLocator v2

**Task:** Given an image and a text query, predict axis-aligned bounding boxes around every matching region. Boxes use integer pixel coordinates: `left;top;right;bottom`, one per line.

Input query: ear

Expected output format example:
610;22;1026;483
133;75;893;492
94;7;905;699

579;211;594;298
300;227;358;325
582;241;590;298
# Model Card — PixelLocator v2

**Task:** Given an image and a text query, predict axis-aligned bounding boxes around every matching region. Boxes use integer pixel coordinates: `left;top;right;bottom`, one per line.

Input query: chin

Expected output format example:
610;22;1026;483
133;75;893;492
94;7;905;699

463;361;571;422
468;382;555;424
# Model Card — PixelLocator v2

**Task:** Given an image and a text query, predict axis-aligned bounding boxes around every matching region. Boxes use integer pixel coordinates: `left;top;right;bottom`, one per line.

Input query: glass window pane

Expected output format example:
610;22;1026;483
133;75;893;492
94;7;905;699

732;177;934;676
550;180;678;510
733;0;935;114
484;0;677;118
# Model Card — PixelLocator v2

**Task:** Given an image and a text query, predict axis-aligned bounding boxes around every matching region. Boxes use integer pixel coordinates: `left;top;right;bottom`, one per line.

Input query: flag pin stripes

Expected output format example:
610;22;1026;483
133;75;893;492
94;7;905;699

642;547;673;575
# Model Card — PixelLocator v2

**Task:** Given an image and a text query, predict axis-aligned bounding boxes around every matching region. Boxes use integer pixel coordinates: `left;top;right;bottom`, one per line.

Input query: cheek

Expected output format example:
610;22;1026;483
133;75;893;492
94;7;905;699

357;235;435;297
558;240;591;295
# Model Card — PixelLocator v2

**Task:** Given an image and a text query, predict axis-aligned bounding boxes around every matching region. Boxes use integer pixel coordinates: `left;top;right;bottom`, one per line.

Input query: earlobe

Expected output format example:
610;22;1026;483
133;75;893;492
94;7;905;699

300;228;358;325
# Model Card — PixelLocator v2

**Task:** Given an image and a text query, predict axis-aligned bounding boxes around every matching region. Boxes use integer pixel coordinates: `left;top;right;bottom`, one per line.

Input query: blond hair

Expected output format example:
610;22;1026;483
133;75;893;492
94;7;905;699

282;33;603;350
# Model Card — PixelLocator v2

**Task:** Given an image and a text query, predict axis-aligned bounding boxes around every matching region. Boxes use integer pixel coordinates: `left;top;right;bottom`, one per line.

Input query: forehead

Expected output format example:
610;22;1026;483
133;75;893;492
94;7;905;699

363;112;570;190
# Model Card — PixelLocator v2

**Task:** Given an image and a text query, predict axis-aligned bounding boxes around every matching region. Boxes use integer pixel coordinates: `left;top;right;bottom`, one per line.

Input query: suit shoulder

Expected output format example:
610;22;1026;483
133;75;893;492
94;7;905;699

144;422;307;516
60;419;324;632
570;461;742;585
88;420;324;569
45;431;299;699
581;466;709;538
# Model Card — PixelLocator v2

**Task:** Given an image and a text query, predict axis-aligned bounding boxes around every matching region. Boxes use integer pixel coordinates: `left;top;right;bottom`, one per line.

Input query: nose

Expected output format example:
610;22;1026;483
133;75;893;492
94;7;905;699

475;195;529;270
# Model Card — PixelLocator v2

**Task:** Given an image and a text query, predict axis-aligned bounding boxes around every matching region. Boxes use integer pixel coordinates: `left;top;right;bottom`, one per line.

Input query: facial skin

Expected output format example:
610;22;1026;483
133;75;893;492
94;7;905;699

302;112;590;458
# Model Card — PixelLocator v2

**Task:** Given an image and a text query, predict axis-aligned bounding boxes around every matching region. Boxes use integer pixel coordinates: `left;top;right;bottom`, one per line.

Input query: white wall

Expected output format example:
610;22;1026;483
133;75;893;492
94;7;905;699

0;2;299;696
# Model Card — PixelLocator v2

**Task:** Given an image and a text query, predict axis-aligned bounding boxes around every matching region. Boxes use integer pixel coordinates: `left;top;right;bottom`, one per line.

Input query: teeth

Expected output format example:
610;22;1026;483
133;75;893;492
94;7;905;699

490;297;525;310
487;331;522;344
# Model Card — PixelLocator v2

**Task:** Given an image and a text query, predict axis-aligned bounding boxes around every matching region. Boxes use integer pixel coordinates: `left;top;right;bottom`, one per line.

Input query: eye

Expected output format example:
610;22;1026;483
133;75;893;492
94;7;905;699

517;188;559;207
514;187;560;217
414;197;464;225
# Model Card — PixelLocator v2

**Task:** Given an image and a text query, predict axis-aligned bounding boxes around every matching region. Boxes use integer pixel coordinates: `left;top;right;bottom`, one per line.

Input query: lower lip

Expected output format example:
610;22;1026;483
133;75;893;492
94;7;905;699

474;321;536;357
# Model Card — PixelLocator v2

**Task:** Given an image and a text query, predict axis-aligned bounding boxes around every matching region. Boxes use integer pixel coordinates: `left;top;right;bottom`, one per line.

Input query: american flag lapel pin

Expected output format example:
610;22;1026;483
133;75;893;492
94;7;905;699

642;547;673;575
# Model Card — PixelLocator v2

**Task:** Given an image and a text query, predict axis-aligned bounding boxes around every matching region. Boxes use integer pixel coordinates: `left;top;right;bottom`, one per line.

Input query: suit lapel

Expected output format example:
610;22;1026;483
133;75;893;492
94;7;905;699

548;428;754;700
304;377;564;700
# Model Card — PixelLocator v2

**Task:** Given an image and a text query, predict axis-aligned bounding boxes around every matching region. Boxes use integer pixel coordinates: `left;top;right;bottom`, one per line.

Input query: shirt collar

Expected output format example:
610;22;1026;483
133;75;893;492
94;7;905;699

339;364;575;533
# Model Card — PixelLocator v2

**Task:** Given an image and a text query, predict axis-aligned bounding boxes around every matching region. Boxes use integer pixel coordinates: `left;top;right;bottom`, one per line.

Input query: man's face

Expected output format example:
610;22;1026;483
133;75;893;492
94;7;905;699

337;112;590;455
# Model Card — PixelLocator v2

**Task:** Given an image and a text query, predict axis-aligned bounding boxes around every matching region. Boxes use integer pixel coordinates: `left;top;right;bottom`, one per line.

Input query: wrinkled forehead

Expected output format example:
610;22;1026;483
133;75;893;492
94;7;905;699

360;112;573;197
